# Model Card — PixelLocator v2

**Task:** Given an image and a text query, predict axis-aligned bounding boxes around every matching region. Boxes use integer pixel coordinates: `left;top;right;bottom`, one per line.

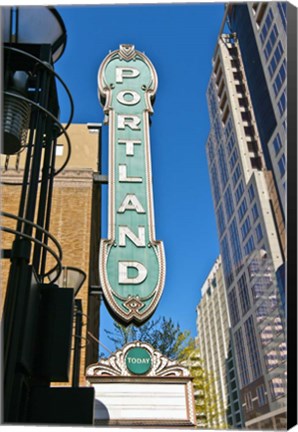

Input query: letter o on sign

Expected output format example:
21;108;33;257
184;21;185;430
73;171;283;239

125;347;152;375
117;90;141;105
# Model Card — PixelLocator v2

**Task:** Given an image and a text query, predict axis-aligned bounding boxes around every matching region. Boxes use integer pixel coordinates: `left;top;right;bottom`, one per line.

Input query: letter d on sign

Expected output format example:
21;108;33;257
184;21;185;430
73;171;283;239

119;261;147;284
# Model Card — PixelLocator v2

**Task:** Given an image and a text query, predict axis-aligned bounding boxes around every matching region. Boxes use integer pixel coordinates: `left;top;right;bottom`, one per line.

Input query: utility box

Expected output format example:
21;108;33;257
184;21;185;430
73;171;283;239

35;286;74;381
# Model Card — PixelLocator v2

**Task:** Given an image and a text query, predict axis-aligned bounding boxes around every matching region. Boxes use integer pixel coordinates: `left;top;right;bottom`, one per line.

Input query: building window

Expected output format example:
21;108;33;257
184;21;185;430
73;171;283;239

56;144;64;156
207;136;215;163
269;376;286;400
227;131;236;154
268;41;284;78
230;218;243;268
278;153;286;177
235;180;244;203
232;164;241;187
238;273;250;314
277;89;287;117
218;145;229;187
272;59;287;97
256;301;274;323
260;325;273;346
252;276;273;299
279;342;287;362
256;223;263;242
244;235;255;256
273;133;282;155
229;148;238;170
274;316;283;334
252;203;259;221
238;198;248;221
225;117;233;139
228;287;240;326
241;216;251;241
221;235;234;287
244;391;253;412
224;186;234;219
256;384;268;407
255;2;268;26
277;3;287;32
260;8;274;45
248;184;255;202
244;316;262;379
234;328;250;387
211;164;221;203
264;24;278;61
217;204;226;237
265;349;279;371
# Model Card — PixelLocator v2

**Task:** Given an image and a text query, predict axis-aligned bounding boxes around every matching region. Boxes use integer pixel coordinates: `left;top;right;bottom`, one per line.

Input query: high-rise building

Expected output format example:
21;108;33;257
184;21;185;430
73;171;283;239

205;19;286;430
197;257;243;429
227;3;287;220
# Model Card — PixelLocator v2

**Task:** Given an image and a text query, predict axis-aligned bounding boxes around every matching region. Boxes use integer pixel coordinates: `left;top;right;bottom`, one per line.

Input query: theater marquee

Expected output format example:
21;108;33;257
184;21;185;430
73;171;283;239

98;44;165;324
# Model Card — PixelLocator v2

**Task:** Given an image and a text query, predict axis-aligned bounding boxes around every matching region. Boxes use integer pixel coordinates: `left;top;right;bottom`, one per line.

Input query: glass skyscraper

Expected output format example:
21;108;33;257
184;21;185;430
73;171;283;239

205;5;287;429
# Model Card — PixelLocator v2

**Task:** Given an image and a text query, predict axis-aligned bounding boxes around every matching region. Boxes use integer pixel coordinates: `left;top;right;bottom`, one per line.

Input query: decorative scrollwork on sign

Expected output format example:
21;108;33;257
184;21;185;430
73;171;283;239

119;44;136;61
86;341;190;378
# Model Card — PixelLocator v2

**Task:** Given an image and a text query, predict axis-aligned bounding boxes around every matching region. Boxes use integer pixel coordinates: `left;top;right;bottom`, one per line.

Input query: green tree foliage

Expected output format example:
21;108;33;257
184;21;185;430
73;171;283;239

104;316;191;360
178;339;227;429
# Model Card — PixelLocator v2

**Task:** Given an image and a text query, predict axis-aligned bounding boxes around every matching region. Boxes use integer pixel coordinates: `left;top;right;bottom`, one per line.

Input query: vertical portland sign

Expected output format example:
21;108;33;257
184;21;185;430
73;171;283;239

98;44;165;325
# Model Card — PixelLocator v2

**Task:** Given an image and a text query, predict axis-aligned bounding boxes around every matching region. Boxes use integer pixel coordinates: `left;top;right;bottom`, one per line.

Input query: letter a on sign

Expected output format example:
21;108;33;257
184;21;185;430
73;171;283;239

98;44;166;325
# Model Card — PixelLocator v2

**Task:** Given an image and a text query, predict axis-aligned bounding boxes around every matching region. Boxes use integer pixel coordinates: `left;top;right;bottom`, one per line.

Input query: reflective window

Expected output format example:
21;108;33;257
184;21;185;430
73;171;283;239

269;376;286;399
217;203;226;237
277;3;287;32
273;133;282;155
224;186;234;219
228;288;240;326
260;8;274;45
221;235;234;287
241;216;251;240
278;153;286;177
219;145;229;187
238;273;250;314
264;24;278;61
273;59;287;97
207;136;215;163
230;218;243;268
238;198;248;221
244;235;255;256
268;41;284;78
232;164;241;187
244;316;262;379
227;131;236;154
230;148;238;170
277;90;287;117
256;223;263;242
248;184;255;202
257;384;268;407
235;180;244;203
252;203;259;221
234;328;250;387
211;164;221;203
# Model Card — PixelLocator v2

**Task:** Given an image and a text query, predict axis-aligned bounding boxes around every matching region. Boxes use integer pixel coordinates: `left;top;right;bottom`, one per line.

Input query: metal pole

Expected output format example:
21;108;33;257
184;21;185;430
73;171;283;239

72;299;82;387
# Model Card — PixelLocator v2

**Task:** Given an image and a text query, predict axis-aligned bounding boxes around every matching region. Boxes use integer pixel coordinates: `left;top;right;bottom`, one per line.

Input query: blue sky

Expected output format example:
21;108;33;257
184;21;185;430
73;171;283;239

55;3;225;354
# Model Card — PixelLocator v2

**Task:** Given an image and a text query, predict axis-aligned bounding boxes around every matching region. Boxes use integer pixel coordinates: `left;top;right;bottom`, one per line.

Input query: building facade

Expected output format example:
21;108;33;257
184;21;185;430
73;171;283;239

197;257;243;429
1;123;102;386
227;3;287;222
205;23;286;430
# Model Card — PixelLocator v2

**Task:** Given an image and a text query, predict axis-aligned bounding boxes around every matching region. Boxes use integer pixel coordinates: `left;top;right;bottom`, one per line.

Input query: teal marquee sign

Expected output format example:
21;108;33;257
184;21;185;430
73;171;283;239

98;44;165;324
125;347;152;375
